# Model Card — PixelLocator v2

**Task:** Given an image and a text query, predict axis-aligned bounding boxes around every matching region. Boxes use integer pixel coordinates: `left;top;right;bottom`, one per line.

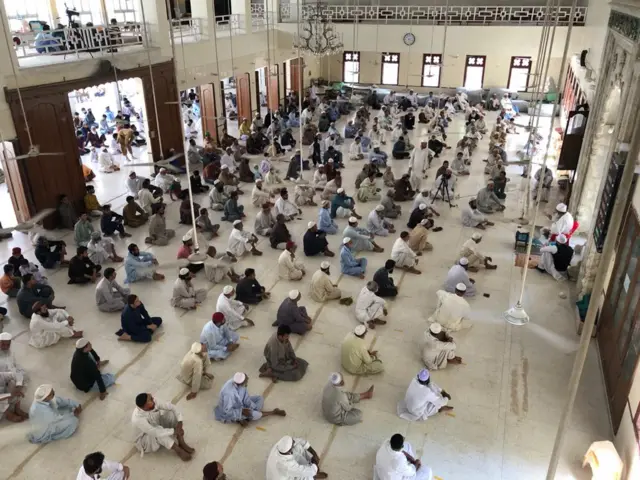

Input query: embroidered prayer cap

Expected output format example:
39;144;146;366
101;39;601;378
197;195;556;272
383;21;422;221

307;221;316;228
556;202;567;213
288;290;300;300
34;384;53;401
375;205;384;212
418;369;430;382
430;323;442;334
277;436;294;453
456;282;467;291
191;342;202;354
232;220;242;226
75;338;89;349
91;231;101;239
0;332;12;341
343;237;352;245
337;188;345;194
329;372;342;385
472;232;483;240
233;372;246;384
419;203;427;210
354;324;366;336
320;261;330;269
221;164;229;170
222;285;234;295
348;216;358;223
459;257;469;266
179;268;190;276
557;234;568;244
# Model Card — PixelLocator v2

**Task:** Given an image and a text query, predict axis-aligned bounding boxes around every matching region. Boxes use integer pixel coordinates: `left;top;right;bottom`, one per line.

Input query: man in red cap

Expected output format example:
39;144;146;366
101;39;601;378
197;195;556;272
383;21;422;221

199;312;240;361
7;247;25;277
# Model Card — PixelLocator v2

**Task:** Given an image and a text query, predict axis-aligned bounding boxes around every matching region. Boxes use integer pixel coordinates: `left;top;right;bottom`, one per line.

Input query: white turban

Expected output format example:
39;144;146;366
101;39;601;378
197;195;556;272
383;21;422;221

459;257;469;266
0;332;12;341
223;285;234;295
277;435;294;454
354;324;366;336
375;205;384;212
288;290;300;300
419;203;427;210
348;216;357;223
233;220;242;226
337;188;345;194
556;202;567;213
75;338;89;349
307;221;316;228
456;282;467;292
343;237;352;245
233;372;246;384
179;268;190;276
34;384;53;401
430;323;442;334
471;232;482;240
190;342;202;354
556;234;568;244
329;372;342;385
320;261;330;269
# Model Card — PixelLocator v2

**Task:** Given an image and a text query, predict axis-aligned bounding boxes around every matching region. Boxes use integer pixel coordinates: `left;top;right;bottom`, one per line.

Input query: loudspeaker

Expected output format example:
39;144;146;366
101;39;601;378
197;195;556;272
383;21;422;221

579;49;588;68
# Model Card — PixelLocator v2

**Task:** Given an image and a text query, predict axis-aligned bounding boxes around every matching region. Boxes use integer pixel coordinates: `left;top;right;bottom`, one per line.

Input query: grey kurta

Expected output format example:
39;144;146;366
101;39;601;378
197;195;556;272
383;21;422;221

476;187;502;213
170;279;207;309
95;277;131;312
259;332;308;381
254;210;276;236
321;381;362;425
148;214;175;246
275;298;309;335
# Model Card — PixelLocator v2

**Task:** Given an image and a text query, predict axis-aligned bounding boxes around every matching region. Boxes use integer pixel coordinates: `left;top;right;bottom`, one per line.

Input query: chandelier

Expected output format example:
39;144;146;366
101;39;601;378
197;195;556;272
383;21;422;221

293;2;344;56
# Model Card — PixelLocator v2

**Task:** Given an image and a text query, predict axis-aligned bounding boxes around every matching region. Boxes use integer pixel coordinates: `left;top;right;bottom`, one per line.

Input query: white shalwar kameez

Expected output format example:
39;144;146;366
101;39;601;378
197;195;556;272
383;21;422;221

76;459;126;480
427;290;471;331
444;265;475;296
397;377;448;422
227;228;253;257
367;210;391;236
266;437;318;480
313;170;327;189
408;147;429;191
373;438;432;480
411;192;429;211
391;238;418;268
422;331;457;370
355;286;386;324
98;151;118;173
131;401;182;455
153;173;175;192
221;154;237;173
87;236;116;264
550;211;575;237
275;197;299;218
216;293;250;330
29;309;75;348
459;239;485;267
349;142;364;160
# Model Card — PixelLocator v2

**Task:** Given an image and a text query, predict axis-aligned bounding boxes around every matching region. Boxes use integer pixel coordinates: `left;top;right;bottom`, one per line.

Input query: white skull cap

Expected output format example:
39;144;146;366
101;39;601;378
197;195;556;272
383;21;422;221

430;323;442;334
456;282;467;291
233;372;246;384
223;285;234;295
459;257;469;265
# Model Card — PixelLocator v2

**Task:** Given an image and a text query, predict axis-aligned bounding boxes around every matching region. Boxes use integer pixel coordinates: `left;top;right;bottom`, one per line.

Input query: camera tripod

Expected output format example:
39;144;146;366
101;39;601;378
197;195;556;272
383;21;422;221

431;175;456;208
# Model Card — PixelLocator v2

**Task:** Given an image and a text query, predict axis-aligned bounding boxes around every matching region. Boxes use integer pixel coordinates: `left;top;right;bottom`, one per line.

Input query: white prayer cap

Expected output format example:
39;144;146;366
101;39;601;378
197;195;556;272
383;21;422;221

354;324;366;336
182;232;192;242
337;188;345;194
0;332;12;341
343;237;352;245
223;285;234;295
417;369;430;382
221;164;229;170
233;220;242;226
320;261;330;269
255;178;262;183
288;289;300;300
472;232;483;240
191;342;202;354
487;180;495;186
329;372;342;385
375;205;384;212
348;216;357;223
75;338;89;349
179;268;190;276
159;168;167;173
456;282;467;292
430;323;442;334
420;218;429;226
556;234;568;244
277;435;294;454
459;257;469;266
556;202;567;213
233;372;246;384
307;221;316;228
420;137;428;144
419;203;427;210
328;159;334;163
34;384;53;401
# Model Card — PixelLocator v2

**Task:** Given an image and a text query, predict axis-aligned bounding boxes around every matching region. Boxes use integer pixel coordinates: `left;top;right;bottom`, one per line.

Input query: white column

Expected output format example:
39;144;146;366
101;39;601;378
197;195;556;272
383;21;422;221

139;0;172;51
190;0;215;38
230;0;252;30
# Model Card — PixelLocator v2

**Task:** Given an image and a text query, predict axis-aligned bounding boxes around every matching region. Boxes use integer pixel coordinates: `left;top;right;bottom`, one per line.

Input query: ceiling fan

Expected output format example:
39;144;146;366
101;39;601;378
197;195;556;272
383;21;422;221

13;144;65;161
0;207;56;235
122;152;185;173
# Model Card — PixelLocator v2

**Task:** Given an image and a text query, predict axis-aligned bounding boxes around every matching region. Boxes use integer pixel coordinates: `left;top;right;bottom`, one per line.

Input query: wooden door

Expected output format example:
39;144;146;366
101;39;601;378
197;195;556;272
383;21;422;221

0;141;30;223
236;73;252;123
598;208;640;431
283;61;288;95
267;65;279;111
290;58;302;94
199;83;218;145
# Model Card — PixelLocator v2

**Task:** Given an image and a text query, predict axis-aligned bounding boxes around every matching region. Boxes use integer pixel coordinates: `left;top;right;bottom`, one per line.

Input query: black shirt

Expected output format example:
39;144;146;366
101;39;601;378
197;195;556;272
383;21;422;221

235;277;263;303
68;255;96;280
373;267;395;290
270;223;291;249
303;230;327;256
70;348;105;392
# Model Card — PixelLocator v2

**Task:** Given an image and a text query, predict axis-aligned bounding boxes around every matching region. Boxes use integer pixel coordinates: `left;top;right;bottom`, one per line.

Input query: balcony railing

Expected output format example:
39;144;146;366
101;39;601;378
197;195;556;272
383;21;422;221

215;14;243;35
171;17;206;41
13;22;144;63
279;4;587;26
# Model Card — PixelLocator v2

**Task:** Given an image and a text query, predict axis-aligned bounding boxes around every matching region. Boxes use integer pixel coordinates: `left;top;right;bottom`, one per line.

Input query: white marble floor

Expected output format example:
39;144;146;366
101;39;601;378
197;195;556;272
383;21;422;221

0;107;610;480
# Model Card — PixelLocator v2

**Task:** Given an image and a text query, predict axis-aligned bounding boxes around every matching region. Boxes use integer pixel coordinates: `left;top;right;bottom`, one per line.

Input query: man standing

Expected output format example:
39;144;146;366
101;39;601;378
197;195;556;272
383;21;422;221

259;325;309;382
177;343;214;400
321;372;373;426
408;139;430;191
341;324;384;375
397;369;453;421
266;435;328;479
70;338;114;400
131;393;194;461
200;312;240;360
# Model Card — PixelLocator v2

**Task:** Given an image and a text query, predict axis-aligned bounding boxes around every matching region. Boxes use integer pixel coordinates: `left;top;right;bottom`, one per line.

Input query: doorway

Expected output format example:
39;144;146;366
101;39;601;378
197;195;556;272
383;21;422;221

598;206;640;432
220;76;238;137
255;67;267;116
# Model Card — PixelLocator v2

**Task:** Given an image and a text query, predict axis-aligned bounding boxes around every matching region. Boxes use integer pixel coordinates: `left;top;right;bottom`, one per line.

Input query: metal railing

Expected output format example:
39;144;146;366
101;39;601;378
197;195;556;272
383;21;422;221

250;4;268;31
279;4;588;26
171;17;206;41
13;22;144;60
215;14;242;34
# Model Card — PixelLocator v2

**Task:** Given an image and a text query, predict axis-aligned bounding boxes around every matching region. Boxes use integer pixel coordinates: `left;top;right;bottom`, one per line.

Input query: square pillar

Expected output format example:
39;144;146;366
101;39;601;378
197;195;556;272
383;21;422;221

230;0;252;31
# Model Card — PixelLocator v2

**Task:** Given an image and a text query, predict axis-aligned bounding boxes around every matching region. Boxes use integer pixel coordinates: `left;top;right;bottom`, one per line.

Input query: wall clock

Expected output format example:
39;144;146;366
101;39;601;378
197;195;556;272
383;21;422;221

403;33;416;46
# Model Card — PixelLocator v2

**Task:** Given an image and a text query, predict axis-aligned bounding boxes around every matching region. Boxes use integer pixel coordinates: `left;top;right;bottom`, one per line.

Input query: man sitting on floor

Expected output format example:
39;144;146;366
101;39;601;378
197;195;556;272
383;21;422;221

116;294;163;342
28;384;81;444
100;204;130;238
310;262;351;305
77;452;130;480
177;342;214;401
461;199;494;229
200;312;240;361
70;338;114;400
321;372;373;426
459;232;497;271
234;268;270;305
278;242;306;281
17;274;58;319
427;284;472;332
266;435;327;480
122;196;148;228
374;433;432;480
342;324;384;375
537;233;574;281
373;260;398;298
68;246;101;284
303;222;334;257
95;268;130;312
355;281;388;329
217;285;255;329
29;302;82;348
274;290;312;335
397;368;453;422
444;258;476;296
132;393;194;461
146;204;176;246
124;244;164;283
87;232;123;265
391;232;422;274
170;268;207;310
259;325;309;382
422;322;462;371
340;238;368;278
214;372;286;426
